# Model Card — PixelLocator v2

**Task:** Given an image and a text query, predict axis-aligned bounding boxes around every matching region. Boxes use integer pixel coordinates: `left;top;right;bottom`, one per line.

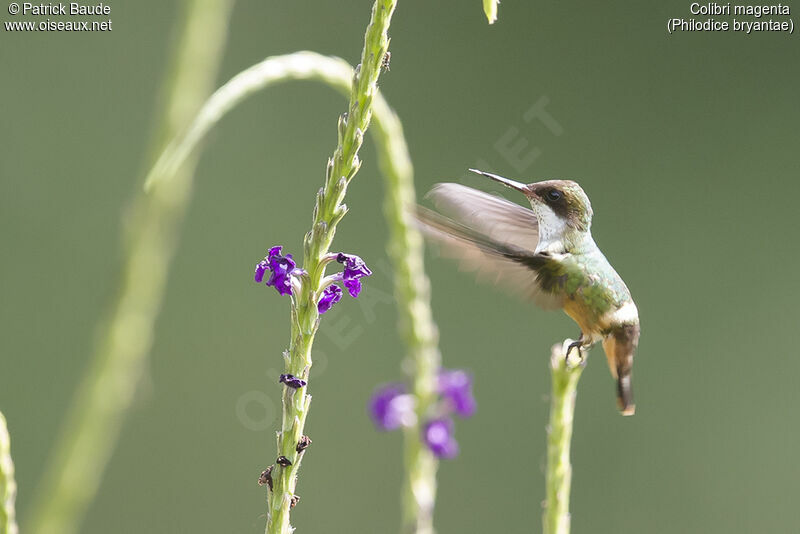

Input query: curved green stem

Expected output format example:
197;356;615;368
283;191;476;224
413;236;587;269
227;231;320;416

26;2;234;533
0;412;18;534
543;340;585;534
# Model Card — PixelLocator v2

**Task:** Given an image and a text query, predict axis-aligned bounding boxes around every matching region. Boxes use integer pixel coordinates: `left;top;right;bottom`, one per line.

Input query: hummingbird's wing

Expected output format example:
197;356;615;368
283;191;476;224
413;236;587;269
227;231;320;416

426;183;540;252
416;184;562;310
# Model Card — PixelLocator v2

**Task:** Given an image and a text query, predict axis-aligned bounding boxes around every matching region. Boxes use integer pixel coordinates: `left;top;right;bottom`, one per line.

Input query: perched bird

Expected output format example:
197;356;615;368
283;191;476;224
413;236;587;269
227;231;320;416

416;169;640;415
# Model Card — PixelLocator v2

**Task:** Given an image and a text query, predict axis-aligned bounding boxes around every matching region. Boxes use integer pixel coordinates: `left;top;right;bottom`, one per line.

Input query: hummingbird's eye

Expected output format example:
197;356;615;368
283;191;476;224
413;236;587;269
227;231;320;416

546;189;562;202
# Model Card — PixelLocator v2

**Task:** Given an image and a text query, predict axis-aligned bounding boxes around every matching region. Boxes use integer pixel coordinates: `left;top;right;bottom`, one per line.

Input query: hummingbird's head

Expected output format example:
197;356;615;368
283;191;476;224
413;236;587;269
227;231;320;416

468;169;593;233
525;180;593;233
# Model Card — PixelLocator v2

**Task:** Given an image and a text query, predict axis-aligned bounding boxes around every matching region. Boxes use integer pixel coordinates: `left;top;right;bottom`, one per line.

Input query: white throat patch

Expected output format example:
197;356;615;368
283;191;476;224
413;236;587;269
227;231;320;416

530;202;568;253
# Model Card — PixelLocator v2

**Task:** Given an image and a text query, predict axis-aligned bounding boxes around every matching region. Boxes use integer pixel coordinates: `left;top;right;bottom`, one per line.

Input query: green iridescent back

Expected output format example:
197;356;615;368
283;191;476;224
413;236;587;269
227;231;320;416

536;244;632;323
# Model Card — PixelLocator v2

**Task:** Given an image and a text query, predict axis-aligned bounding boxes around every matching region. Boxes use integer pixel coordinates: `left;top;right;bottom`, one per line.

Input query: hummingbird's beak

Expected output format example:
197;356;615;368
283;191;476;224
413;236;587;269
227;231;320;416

468;169;529;194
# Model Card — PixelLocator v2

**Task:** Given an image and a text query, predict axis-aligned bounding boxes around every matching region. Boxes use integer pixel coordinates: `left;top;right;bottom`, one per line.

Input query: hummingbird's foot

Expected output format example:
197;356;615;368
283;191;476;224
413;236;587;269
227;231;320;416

565;339;586;367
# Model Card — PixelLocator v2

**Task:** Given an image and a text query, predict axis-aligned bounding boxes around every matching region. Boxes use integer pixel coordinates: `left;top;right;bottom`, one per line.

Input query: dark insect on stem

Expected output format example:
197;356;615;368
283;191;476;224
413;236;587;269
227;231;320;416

276;455;293;467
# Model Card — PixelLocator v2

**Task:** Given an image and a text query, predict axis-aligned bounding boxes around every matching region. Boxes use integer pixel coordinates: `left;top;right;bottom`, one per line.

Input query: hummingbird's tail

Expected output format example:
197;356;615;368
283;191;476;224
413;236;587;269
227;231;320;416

616;374;635;416
602;323;639;416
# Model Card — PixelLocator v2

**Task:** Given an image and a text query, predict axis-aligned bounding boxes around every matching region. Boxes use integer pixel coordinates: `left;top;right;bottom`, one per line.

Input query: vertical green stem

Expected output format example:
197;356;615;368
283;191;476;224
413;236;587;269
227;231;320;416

400;426;438;534
0;412;18;534
544;340;585;534
265;2;397;533
26;2;234;533
482;0;500;24
371;89;441;534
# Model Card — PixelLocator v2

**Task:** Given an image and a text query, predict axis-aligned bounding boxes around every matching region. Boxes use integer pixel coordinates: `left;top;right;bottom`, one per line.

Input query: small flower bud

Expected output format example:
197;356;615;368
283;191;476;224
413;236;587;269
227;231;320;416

258;466;274;490
276;455;292;467
296;435;312;453
279;374;307;389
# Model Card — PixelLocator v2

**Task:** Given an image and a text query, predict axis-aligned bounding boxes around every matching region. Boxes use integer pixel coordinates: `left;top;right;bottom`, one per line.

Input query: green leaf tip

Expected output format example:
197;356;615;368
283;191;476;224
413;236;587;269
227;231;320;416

483;0;499;24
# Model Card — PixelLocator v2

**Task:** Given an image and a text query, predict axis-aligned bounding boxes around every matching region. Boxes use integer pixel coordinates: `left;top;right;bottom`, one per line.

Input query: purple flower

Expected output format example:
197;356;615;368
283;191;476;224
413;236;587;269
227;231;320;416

337;253;372;278
255;246;302;296
318;284;343;314
254;260;269;283
438;369;476;418
279;374;307;389
369;383;415;431
423;418;459;458
342;278;362;299
336;253;372;297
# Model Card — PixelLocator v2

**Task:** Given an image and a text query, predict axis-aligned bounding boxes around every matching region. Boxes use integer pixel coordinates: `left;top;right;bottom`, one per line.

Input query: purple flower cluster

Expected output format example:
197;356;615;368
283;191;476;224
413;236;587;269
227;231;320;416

254;248;371;312
254;246;304;296
317;253;373;314
368;369;476;459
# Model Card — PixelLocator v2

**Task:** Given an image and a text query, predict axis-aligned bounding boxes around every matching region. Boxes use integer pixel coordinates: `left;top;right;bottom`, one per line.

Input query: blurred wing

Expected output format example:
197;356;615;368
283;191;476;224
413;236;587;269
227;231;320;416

415;201;562;310
426;183;540;252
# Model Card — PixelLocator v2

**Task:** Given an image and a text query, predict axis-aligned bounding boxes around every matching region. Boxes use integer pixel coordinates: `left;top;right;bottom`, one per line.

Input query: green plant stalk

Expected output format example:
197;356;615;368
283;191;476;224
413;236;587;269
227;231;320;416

371;91;441;534
0;412;18;534
26;2;234;533
267;3;397;532
141;47;441;533
400;424;438;534
543;340;585;534
482;0;499;24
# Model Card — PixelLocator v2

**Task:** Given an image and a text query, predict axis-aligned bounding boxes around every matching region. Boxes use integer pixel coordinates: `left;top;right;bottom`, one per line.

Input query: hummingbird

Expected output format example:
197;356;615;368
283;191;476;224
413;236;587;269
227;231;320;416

416;169;640;415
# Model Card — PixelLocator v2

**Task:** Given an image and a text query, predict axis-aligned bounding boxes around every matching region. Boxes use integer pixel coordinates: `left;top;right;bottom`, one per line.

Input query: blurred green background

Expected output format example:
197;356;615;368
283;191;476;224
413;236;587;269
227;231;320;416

2;1;799;532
